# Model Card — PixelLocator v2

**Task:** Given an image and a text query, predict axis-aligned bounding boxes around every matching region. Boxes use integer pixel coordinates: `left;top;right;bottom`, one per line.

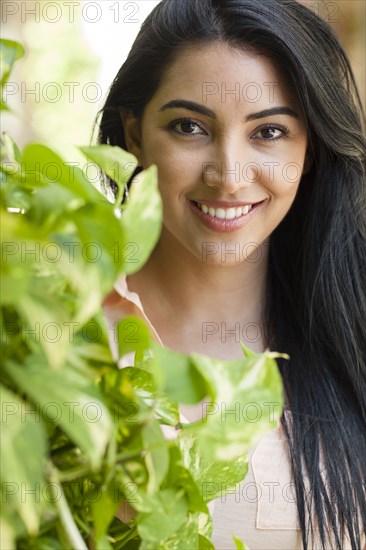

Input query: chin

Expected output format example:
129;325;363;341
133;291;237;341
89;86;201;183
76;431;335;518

196;237;265;266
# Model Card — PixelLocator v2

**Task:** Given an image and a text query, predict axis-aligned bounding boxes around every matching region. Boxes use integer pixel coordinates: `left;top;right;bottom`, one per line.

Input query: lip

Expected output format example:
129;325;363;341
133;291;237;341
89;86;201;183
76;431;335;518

189;199;266;233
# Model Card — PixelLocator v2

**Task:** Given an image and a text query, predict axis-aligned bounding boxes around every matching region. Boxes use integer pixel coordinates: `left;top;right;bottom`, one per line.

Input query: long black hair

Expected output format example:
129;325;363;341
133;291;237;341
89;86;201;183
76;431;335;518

97;1;366;548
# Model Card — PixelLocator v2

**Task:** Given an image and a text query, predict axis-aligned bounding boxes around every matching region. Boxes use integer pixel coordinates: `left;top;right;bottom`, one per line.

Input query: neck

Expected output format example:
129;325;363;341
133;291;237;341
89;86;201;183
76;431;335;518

129;228;269;327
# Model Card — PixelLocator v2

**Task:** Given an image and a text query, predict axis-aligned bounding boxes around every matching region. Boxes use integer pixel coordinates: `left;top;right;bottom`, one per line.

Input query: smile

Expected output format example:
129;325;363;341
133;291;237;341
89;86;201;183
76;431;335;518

189;199;266;233
194;202;255;219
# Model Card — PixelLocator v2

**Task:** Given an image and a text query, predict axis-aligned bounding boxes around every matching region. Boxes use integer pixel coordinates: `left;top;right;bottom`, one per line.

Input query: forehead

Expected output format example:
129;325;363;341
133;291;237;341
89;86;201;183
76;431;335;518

148;41;296;111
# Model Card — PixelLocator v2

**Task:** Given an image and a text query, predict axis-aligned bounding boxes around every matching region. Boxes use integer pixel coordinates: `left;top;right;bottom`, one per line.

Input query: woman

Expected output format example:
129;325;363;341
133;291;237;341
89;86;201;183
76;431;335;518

99;0;366;548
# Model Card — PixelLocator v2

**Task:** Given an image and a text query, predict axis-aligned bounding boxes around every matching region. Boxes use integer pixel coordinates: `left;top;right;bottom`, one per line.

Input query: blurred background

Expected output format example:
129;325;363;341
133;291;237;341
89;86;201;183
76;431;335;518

1;0;365;149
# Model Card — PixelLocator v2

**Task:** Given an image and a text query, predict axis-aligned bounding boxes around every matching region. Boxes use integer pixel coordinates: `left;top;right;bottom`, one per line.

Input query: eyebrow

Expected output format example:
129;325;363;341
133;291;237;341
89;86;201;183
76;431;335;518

159;99;216;118
246;107;298;121
158;99;298;121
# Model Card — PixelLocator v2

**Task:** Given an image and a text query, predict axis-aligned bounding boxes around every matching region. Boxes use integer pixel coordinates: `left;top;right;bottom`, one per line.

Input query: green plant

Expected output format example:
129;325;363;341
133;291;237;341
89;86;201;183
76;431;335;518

1;39;285;549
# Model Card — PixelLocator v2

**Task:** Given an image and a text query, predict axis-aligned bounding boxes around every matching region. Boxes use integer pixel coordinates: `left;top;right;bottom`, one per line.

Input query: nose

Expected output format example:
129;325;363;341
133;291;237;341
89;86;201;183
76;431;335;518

202;137;257;193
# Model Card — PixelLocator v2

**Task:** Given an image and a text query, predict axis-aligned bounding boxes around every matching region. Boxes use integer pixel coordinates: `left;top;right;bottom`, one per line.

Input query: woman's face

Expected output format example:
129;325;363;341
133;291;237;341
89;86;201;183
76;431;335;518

124;42;309;265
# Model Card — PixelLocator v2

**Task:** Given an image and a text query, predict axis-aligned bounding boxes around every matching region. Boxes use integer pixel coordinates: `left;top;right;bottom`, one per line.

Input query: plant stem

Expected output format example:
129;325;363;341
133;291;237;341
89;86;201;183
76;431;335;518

49;467;88;550
115;449;143;463
74;515;92;536
113;526;138;543
57;465;91;482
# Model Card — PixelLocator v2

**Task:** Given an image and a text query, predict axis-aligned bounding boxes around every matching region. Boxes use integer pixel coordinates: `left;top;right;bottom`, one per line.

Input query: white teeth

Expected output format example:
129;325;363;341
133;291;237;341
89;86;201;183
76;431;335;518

215;208;226;219
197;202;255;219
225;208;236;220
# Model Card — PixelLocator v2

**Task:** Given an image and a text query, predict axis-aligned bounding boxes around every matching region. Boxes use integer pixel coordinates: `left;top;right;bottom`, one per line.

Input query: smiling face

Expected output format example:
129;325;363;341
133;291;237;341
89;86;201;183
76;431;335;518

123;42;309;266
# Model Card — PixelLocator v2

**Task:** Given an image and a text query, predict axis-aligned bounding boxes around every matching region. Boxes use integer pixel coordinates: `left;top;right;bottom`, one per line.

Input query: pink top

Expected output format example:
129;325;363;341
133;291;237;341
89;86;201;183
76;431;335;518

102;274;365;550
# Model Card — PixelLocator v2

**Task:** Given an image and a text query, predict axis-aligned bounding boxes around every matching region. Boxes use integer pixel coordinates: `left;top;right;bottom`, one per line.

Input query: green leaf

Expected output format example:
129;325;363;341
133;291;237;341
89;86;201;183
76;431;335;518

26;183;83;228
240;342;257;359
0;386;47;534
91;485;120;542
189;351;284;460
5;357;113;469
0;39;25;79
120;165;162;274
154;394;180;426
233;534;249;549
136;489;188;543
44;237;111;327
72;201;125;287
21;144;102;200
152;344;208;405
119;363;179;426
79;145;137;191
17;292;72;370
1;132;22;163
0;516;15;550
198;510;213;539
179;434;248;502
0;211;33;304
142;420;170;493
26;536;64;549
164;447;207;515
198;533;215;549
0;40;25;110
140;513;200;549
116;315;152;358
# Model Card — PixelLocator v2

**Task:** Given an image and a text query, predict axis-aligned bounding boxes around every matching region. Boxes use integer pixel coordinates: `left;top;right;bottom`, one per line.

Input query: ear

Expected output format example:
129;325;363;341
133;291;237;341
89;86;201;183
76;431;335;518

119;108;143;163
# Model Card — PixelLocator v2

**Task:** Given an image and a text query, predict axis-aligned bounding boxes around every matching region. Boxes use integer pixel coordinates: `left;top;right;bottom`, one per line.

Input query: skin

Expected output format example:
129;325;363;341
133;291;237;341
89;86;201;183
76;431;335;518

121;42;309;360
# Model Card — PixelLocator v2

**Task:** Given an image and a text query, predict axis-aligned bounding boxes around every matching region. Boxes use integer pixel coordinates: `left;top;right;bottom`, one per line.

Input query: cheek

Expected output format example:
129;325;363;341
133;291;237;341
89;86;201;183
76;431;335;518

279;163;304;191
262;154;305;197
264;178;301;231
142;126;204;173
259;157;304;229
144;149;202;198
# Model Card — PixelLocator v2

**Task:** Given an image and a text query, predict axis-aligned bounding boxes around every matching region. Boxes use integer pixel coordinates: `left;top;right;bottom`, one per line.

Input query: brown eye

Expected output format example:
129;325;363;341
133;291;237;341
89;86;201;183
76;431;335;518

178;121;199;134
252;124;290;141
260;127;281;139
168;118;206;135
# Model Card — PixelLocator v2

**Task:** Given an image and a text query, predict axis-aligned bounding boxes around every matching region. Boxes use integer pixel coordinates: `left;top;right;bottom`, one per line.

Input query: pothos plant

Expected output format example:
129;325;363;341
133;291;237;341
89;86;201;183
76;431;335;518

0;39;286;550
